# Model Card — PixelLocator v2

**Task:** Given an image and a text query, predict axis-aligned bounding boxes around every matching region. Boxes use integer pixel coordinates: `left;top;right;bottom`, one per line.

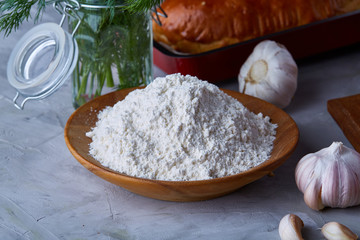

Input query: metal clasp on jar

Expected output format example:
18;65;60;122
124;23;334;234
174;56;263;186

151;4;167;26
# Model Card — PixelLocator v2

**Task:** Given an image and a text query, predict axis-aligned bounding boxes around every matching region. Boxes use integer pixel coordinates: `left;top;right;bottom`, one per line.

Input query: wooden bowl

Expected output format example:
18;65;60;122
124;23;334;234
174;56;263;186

64;87;299;201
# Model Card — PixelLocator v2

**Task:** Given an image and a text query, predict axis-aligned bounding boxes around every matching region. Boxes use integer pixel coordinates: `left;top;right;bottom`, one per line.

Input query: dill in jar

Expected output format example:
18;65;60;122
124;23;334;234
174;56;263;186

71;1;153;107
0;0;162;108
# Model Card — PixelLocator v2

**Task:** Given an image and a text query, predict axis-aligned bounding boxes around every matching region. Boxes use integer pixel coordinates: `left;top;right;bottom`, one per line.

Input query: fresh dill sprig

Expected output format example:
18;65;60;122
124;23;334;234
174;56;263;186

0;0;53;37
0;0;163;37
124;0;163;13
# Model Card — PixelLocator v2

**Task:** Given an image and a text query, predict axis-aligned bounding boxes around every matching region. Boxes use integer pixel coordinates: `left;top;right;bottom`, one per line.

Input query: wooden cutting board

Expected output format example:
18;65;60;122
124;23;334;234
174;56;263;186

327;94;360;153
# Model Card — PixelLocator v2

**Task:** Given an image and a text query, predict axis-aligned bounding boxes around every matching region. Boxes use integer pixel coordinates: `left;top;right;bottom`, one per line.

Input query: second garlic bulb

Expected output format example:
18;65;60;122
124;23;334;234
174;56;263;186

238;40;298;108
295;142;360;210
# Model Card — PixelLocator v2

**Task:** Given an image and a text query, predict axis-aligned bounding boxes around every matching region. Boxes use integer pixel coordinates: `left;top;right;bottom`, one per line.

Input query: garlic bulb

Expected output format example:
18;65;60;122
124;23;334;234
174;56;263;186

238;40;298;108
322;222;358;240
295;142;360;210
278;214;304;240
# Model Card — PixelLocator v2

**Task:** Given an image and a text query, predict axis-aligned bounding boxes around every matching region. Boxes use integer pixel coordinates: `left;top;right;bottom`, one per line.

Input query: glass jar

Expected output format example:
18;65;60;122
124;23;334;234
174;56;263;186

68;0;153;108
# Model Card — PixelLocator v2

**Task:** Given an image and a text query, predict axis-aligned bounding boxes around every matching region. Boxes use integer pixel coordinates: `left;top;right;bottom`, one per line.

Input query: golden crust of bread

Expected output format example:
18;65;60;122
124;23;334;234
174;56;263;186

153;0;360;54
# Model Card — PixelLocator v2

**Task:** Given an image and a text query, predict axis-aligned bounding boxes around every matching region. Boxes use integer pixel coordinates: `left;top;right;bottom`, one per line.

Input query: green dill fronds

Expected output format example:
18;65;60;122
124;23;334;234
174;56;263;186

0;0;163;37
106;0;115;22
0;0;53;37
124;0;163;13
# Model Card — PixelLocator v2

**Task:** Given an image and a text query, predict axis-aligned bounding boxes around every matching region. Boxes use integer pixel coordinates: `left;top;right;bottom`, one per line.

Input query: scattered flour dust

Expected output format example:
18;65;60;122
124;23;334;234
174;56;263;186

86;74;277;181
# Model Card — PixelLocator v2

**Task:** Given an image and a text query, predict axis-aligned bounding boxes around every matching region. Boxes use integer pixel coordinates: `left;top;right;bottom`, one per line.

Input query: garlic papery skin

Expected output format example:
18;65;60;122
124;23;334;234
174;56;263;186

238;40;298;108
295;142;360;211
278;214;304;240
322;222;358;240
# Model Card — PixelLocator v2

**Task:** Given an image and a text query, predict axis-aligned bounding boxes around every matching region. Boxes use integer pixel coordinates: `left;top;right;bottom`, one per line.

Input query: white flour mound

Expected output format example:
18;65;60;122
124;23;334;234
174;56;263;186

86;74;277;181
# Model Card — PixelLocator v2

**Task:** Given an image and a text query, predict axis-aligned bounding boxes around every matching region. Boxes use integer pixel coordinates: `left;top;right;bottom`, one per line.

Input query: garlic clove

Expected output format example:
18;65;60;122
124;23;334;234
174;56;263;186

295;153;318;193
303;178;325;211
278;214;304;240
238;40;298;108
322;222;358;240
295;142;360;210
322;156;360;208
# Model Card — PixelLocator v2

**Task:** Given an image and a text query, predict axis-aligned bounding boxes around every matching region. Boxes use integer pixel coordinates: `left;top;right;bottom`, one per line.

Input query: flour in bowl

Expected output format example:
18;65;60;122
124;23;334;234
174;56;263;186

86;74;277;181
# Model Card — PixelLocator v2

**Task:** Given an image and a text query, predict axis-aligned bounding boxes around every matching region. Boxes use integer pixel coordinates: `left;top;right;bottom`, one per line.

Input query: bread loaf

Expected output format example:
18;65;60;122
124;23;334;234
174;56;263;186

153;0;360;54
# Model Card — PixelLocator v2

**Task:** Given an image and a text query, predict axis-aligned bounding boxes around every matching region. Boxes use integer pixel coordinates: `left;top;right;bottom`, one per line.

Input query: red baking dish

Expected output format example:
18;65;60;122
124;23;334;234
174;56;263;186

153;10;360;83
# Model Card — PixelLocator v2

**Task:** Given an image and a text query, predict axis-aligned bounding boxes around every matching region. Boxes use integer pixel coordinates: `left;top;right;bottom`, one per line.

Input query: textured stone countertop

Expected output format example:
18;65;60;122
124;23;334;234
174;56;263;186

0;8;360;240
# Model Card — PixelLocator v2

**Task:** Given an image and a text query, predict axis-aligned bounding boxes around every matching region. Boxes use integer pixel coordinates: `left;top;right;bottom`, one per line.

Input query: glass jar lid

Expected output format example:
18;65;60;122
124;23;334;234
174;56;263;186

7;22;78;109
